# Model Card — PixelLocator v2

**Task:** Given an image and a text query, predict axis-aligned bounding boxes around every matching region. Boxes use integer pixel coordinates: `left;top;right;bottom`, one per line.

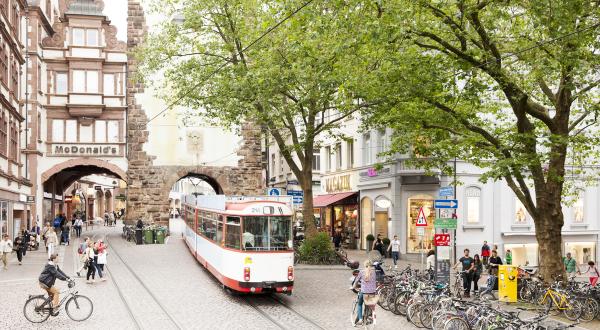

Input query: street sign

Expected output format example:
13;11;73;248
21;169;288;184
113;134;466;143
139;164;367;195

434;234;450;246
436;245;451;284
434;199;458;209
416;227;425;236
287;190;303;205
26;195;35;203
439;186;454;197
267;188;281;196
287;180;299;185
434;218;458;229
415;207;428;227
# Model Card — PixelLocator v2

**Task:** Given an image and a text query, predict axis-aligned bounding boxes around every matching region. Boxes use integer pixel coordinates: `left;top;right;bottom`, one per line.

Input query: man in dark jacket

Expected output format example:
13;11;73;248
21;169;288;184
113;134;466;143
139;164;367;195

39;254;69;315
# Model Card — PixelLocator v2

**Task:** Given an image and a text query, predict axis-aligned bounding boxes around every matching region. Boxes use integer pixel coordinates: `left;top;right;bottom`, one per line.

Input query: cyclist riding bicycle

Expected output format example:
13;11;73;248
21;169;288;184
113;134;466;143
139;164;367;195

352;260;378;325
38;253;70;316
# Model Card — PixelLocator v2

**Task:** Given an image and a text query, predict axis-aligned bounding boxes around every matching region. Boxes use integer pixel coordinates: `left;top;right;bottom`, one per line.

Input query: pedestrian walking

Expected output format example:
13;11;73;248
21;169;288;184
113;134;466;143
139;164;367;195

454;249;474;298
21;230;30;256
333;226;342;250
76;237;89;277
46;228;58;260
14;235;28;265
74;217;83;238
578;261;600;286
472;254;483;293
93;241;105;280
426;249;435;270
61;224;70;246
388;235;401;268
112;211;118;225
372;234;384;257
53;215;62;242
0;234;13;270
96;241;107;282
564;252;578;277
42;222;51;250
481;241;490;267
104;212;109;226
85;241;96;284
505;249;513;265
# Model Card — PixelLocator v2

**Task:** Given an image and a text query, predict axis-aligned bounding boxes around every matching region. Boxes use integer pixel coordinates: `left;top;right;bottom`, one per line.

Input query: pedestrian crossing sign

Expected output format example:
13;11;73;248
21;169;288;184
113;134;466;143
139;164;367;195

416;207;428;227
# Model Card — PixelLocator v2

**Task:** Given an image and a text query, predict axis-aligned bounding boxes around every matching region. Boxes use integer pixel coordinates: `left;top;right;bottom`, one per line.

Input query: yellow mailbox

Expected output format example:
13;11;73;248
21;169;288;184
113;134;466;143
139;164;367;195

498;265;518;303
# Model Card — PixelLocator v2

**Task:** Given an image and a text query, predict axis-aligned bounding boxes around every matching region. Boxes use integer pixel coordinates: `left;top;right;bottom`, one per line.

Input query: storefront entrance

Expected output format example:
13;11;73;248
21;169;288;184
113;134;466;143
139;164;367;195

314;192;359;249
565;242;596;265
505;243;539;266
406;195;435;253
375;211;388;239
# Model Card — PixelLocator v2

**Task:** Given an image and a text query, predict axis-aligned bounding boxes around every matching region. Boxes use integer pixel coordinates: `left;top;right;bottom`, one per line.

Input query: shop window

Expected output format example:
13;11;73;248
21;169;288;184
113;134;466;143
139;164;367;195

465;187;481;224
0;201;7;239
573;190;584;223
312;149;320;171
407;195;434;253
505;243;538;267
514;197;529;224
363;133;372;165
333;205;359;249
565;242;595;265
225;216;241;249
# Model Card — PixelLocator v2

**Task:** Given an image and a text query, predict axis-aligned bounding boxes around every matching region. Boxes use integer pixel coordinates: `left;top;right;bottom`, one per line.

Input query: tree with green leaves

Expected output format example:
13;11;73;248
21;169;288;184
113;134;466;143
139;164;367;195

364;0;600;280
136;0;381;238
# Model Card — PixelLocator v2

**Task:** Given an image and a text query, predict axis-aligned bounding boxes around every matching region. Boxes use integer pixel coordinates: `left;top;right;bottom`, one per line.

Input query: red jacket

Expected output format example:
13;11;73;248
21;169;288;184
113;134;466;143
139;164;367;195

481;244;490;257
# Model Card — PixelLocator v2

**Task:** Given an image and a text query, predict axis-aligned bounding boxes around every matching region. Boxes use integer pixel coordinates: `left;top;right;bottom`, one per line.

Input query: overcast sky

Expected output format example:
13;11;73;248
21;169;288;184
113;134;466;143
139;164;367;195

103;0;128;41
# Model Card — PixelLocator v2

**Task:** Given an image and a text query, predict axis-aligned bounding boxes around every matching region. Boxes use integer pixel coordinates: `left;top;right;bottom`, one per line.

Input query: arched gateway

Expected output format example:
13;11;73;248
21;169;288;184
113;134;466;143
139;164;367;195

125;3;263;224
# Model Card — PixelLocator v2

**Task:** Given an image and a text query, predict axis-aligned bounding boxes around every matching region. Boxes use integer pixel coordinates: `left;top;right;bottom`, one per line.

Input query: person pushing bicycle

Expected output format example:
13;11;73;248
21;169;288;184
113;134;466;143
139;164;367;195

38;253;70;316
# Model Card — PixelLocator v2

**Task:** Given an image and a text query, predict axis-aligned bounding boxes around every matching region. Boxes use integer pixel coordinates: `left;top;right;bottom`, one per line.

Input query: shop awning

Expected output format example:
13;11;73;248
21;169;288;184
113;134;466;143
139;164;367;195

313;192;357;208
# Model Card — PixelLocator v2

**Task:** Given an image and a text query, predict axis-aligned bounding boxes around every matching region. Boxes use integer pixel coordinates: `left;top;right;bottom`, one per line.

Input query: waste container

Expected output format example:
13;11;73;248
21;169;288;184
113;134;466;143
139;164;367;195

135;228;143;245
498;265;518;303
143;228;154;244
155;228;165;244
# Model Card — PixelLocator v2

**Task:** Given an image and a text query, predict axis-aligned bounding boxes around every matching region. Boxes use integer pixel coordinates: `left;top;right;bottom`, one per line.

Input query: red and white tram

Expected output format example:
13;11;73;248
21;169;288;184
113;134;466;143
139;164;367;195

182;195;294;294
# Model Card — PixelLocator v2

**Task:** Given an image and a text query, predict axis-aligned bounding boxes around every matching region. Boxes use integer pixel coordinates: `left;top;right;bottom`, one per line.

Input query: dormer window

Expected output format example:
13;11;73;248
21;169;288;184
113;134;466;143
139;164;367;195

72;28;99;47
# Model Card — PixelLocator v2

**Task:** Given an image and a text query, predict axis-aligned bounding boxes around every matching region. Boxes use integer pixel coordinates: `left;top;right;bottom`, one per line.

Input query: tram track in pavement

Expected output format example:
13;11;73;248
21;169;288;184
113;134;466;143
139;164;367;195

241;294;325;330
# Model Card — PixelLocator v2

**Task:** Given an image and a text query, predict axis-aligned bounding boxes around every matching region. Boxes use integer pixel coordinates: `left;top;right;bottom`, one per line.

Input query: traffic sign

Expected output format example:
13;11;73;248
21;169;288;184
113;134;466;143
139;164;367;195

415;207;428;227
439;186;454;197
434;218;457;229
267;188;281;196
434;199;458;209
434;234;450;246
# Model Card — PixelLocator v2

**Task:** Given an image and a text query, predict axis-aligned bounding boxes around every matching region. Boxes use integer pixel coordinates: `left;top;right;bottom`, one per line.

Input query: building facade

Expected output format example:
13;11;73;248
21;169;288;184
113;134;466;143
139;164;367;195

25;0;127;226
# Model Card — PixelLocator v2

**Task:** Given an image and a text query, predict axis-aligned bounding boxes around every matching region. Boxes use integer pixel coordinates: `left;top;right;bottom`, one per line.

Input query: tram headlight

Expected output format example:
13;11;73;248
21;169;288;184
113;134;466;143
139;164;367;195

244;267;251;281
288;266;294;281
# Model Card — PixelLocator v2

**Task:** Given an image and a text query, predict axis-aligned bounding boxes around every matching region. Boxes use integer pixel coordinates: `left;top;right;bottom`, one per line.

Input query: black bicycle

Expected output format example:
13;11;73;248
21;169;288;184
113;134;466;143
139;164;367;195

23;279;93;323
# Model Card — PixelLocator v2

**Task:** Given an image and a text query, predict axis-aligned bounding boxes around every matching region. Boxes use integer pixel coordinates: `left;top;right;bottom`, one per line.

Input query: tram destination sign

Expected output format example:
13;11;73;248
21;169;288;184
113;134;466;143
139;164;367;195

434;218;457;229
53;144;119;156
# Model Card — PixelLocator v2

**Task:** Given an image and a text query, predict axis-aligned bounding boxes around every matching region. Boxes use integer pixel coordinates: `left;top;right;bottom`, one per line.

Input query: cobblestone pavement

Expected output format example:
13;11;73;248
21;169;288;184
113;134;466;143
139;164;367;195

1;222;595;329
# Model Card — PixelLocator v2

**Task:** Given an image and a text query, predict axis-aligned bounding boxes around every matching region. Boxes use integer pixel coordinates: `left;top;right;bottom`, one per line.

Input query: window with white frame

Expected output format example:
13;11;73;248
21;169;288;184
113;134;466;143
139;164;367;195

72;28;85;46
312;149;320;171
515;197;528;224
271;154;276;177
72;28;99;46
72;70;98;93
55;72;67;94
335;143;342;170
52;120;64;142
65;120;77;142
465;187;481;224
363;134;372;165
107;121;119;142
95;120;106;142
104;73;115;95
86;29;98;46
347;140;354;168
377;129;387;159
573;190;584;223
325;146;331;172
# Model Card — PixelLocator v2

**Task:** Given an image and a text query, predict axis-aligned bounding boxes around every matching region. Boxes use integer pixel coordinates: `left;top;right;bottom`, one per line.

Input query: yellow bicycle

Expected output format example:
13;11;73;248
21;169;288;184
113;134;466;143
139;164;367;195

538;286;582;321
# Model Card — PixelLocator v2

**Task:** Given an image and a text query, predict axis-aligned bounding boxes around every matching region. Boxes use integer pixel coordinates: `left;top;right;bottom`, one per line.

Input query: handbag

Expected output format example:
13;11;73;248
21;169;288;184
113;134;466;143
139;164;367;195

84;258;90;269
364;294;379;305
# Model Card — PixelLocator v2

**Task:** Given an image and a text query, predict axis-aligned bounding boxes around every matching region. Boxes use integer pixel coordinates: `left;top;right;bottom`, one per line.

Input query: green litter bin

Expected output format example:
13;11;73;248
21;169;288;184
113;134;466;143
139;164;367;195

143;229;154;244
155;228;165;244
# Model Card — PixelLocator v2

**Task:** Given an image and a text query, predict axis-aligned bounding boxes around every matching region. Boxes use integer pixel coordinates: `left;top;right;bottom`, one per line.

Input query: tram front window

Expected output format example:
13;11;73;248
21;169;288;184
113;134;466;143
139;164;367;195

242;216;292;251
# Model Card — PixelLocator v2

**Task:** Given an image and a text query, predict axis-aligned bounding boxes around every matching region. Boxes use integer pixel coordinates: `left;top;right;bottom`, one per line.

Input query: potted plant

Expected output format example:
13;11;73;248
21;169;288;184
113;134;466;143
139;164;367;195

382;237;391;258
366;234;375;251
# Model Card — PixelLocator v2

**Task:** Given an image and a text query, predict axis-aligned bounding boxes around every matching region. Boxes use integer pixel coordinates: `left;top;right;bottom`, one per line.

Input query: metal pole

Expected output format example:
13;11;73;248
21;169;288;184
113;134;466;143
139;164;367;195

453;157;457;265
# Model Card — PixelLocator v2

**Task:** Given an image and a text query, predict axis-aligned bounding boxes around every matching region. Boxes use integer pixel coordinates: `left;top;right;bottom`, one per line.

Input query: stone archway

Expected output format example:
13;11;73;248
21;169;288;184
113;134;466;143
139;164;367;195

41;158;126;184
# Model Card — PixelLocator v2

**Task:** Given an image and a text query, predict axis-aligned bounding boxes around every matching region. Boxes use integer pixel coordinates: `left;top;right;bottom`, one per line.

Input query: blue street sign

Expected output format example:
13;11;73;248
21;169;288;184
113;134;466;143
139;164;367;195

292;197;303;205
439;186;454;197
288;190;303;196
434;199;458;209
268;188;281;196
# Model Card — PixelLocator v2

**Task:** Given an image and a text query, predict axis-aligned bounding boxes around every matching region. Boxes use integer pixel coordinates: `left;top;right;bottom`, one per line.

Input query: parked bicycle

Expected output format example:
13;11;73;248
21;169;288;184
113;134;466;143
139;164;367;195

23;279;93;323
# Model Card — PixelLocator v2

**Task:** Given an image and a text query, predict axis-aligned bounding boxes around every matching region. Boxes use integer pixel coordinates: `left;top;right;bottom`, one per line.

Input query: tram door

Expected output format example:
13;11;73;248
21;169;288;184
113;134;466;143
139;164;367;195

374;212;388;239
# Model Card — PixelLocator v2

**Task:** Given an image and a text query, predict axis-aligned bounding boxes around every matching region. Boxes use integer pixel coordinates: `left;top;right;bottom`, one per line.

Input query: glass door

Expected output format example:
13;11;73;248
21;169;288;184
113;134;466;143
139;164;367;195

0;201;8;239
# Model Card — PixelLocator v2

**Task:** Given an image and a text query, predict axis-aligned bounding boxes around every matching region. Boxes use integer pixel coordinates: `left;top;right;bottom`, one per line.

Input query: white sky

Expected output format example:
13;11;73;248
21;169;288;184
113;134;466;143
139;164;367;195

103;0;128;41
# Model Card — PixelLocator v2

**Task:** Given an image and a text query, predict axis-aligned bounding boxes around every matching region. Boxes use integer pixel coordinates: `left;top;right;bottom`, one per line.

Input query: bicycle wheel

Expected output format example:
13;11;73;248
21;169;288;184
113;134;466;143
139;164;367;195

544;298;560;316
378;287;390;310
563;299;582;321
407;301;424;328
23;296;51;323
432;311;454;330
394;292;411;315
580;296;599;322
65;294;93;321
479;291;496;302
419;303;435;329
519;285;533;302
363;305;375;330
443;317;470;330
351;299;359;326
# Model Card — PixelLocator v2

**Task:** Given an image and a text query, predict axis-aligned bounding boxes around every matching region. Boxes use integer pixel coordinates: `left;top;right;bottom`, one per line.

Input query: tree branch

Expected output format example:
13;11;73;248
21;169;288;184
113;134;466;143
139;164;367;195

538;78;557;105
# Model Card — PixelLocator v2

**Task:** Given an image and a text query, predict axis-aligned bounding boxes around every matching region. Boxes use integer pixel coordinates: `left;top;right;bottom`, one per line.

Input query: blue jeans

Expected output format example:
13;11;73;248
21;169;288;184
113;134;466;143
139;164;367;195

392;251;399;265
357;292;364;320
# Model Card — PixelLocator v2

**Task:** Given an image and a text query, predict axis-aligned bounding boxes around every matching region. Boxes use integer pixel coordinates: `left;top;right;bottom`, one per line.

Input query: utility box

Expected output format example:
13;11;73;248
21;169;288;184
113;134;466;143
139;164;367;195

498;265;518;303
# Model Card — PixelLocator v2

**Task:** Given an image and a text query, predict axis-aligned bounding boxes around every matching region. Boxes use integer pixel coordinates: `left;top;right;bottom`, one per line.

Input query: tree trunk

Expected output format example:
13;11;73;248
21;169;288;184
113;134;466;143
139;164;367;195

533;201;565;282
300;169;318;238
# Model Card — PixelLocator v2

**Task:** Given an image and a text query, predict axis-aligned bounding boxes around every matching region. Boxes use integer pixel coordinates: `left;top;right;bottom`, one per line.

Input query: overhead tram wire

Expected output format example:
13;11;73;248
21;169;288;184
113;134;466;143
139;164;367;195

144;14;599;128
144;0;317;125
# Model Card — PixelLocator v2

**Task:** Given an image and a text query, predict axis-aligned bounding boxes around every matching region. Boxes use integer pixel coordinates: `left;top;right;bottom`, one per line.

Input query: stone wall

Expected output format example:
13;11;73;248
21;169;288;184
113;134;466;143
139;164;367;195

126;1;263;224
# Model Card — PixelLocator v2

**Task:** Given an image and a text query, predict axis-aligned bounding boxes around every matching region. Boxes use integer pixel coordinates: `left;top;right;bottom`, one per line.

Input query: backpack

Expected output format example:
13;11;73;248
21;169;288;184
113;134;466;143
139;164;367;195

53;218;61;228
78;245;84;254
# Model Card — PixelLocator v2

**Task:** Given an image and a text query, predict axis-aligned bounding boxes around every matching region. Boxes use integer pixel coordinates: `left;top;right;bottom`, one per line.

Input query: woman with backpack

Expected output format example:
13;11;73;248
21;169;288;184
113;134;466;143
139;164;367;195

76;237;89;277
85;241;96;284
579;261;600;286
